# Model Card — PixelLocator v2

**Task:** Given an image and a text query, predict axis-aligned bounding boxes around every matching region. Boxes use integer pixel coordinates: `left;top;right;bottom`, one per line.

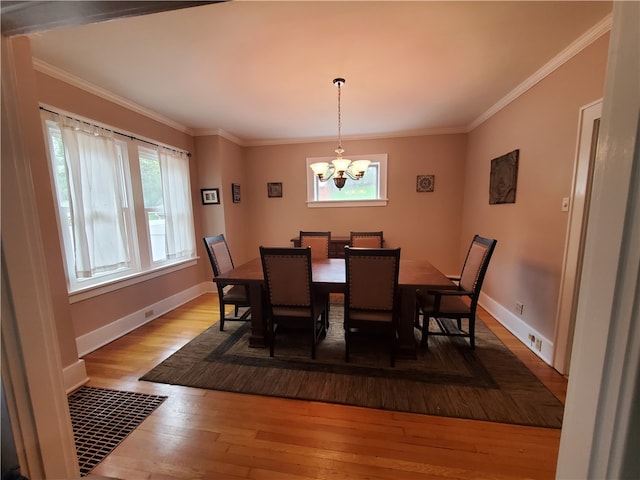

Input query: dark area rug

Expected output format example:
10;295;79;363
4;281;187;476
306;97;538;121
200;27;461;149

140;308;564;428
68;386;166;476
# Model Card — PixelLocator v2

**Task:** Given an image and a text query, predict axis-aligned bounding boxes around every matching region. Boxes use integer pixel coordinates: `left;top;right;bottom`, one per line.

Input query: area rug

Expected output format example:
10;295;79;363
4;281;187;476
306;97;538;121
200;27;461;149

68;386;167;476
140;309;564;428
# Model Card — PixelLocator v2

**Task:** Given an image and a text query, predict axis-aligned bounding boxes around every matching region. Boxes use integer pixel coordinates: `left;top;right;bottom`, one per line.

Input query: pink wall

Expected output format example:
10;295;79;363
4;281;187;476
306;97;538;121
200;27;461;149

242;134;468;274
462;34;610;341
36;71;207;339
195;135;250;267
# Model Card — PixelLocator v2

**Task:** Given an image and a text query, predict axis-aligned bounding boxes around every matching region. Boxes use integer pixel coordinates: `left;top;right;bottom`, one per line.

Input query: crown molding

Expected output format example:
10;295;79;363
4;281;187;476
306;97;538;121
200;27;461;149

33;58;194;135
32;12;613;145
241;126;467;147
467;13;613;132
192;128;245;145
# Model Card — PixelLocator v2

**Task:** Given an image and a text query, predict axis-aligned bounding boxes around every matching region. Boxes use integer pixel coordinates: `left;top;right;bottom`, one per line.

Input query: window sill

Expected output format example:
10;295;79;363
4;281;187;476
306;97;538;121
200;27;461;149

68;258;198;304
307;199;388;208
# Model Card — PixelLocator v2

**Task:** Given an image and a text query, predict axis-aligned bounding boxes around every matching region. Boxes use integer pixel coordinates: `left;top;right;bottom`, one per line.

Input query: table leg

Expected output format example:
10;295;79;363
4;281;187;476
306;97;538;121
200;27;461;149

247;282;267;348
398;286;419;358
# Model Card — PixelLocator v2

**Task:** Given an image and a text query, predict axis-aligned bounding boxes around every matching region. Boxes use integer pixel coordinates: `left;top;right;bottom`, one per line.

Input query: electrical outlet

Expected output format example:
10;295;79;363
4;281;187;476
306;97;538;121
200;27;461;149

528;333;535;345
515;302;524;315
144;309;154;318
535;338;543;351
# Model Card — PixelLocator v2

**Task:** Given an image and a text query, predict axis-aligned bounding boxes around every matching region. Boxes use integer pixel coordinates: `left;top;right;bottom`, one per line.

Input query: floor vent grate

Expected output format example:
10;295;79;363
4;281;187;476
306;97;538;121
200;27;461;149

68;386;167;476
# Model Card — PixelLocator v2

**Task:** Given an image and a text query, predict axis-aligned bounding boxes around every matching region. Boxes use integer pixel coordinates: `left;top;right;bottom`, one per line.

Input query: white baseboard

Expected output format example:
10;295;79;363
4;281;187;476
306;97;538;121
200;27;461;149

75;282;212;357
479;292;554;365
62;359;89;393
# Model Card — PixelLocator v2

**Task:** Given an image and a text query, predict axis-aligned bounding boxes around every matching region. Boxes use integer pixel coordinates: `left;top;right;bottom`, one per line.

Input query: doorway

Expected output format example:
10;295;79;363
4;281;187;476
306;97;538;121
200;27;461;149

553;100;602;375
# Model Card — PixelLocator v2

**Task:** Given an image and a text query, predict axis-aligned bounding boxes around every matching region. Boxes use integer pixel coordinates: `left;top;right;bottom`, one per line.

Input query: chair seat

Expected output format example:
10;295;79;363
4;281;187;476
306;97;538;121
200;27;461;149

417;291;470;315
348;309;394;322
222;284;249;302
272;306;312;317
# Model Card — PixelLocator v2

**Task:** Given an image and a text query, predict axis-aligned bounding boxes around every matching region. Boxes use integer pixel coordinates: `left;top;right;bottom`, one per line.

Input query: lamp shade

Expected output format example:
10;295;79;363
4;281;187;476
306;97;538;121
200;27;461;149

332;158;352;173
351;159;371;176
310;162;330;177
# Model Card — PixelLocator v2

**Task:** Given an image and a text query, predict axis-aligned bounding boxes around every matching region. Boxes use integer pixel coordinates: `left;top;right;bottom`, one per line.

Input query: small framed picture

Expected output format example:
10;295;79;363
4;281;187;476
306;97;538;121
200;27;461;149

201;188;220;205
232;183;241;203
416;175;435;192
267;182;282;198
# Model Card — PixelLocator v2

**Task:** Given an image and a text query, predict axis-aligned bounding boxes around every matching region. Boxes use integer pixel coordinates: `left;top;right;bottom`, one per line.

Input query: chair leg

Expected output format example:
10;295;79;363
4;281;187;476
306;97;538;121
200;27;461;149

219;305;226;331
470;316;476;349
269;318;275;357
345;329;350;362
311;321;316;360
421;315;429;349
390;325;396;367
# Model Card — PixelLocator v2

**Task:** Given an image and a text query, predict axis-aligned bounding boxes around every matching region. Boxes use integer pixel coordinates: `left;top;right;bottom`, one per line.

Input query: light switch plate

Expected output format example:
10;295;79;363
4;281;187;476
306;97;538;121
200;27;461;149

561;197;570;212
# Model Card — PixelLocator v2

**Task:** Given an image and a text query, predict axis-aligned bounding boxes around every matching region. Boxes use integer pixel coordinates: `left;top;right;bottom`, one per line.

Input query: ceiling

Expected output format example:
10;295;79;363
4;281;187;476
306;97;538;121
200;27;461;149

22;1;611;145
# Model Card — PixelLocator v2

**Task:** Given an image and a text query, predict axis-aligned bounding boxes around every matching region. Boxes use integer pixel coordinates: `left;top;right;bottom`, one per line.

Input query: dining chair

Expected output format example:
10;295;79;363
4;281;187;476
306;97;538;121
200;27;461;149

414;235;497;349
350;231;384;248
344;246;401;367
203;235;251;331
299;231;331;259
260;246;328;359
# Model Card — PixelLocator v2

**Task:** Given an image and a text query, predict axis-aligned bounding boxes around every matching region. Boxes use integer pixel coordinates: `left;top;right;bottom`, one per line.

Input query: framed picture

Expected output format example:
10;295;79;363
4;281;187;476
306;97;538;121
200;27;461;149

489;149;519;204
201;188;220;205
416;174;435;192
232;183;241;203
267;182;282;198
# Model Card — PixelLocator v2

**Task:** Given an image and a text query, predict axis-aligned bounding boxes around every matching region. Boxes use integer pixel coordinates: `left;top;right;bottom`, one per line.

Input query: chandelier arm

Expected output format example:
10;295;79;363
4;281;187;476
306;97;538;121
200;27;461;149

319;165;335;182
344;169;360;180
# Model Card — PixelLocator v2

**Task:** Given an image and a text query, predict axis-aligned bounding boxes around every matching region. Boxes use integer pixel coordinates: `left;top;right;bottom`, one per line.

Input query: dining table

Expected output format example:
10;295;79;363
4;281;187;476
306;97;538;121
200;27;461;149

213;257;457;358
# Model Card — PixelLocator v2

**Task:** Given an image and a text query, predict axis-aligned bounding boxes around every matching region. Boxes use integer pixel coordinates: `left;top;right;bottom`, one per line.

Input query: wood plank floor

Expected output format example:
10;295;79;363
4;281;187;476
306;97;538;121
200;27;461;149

83;293;567;480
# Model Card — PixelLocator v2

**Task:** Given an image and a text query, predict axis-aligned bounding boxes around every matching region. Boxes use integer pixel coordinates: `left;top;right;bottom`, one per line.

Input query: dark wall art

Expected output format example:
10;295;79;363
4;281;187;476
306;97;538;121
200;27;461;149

489;149;519;204
232;183;241;203
267;182;282;198
416;174;435;192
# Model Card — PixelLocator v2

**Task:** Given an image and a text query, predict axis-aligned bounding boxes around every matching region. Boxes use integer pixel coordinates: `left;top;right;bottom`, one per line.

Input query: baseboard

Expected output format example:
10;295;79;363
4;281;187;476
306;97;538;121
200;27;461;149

479;292;554;365
76;282;212;357
63;359;88;393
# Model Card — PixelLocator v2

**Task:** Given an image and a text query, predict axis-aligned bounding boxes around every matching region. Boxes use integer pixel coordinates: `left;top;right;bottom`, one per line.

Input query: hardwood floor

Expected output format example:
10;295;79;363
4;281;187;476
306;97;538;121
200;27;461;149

83;293;567;480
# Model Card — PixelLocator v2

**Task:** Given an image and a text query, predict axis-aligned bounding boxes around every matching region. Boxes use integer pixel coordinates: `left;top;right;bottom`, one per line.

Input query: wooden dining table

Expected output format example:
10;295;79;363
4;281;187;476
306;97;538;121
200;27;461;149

214;257;456;357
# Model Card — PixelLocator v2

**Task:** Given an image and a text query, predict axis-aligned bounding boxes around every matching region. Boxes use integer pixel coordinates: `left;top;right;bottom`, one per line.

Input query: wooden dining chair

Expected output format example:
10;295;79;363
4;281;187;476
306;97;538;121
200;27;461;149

344;246;401;367
350;231;384;248
415;235;497;349
260;246;328;359
299;231;331;259
203;235;251;331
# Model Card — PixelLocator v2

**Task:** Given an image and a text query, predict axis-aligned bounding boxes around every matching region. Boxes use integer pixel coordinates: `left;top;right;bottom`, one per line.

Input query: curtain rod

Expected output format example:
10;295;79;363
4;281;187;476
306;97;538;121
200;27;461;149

39;106;191;157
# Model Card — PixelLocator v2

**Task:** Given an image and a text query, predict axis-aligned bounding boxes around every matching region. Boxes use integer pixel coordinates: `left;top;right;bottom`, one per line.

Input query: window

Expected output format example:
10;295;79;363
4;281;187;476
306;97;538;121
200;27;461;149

306;153;388;207
41;110;196;294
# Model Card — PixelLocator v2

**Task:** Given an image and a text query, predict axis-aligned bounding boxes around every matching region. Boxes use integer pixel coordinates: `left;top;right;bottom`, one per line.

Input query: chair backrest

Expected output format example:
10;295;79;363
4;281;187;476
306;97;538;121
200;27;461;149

299;231;331;259
203;234;234;277
260;246;313;309
350;231;384;248
458;235;497;297
344;247;401;316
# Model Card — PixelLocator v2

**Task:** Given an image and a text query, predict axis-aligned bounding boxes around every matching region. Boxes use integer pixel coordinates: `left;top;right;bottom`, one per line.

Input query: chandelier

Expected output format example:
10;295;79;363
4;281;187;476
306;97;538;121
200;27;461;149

310;78;371;190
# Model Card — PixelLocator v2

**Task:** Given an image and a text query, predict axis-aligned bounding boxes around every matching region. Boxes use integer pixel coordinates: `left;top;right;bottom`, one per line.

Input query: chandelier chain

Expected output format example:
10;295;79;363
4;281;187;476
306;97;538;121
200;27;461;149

337;81;342;150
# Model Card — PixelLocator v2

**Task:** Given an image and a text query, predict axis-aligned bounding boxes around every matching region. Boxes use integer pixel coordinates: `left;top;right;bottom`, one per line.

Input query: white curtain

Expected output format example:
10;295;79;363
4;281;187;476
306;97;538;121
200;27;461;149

158;148;195;259
60;118;129;278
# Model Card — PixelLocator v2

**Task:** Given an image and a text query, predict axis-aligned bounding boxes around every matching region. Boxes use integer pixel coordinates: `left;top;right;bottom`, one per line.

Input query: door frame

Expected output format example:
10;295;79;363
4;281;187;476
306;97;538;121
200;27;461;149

553;99;602;375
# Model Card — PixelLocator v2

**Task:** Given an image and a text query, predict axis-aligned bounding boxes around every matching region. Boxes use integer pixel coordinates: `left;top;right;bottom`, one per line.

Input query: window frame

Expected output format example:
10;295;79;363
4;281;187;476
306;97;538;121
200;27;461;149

41;108;197;298
305;153;388;208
